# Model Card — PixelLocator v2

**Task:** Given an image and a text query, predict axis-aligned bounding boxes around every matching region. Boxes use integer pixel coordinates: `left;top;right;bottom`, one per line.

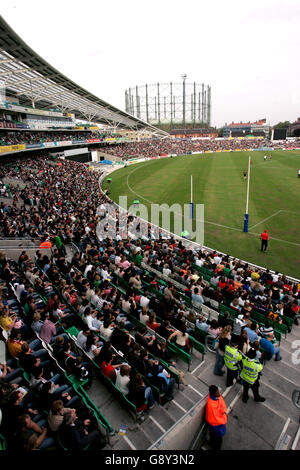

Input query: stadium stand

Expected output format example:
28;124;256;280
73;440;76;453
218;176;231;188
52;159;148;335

0;12;299;452
99;137;300;160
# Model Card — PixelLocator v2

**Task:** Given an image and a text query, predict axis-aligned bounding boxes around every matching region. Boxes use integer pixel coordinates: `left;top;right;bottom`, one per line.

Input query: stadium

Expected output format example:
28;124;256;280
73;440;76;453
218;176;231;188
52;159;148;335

0;9;300;456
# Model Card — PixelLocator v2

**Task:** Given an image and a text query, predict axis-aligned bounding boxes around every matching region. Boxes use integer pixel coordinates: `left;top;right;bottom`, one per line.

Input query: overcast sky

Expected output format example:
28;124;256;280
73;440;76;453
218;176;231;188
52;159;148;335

1;0;300;127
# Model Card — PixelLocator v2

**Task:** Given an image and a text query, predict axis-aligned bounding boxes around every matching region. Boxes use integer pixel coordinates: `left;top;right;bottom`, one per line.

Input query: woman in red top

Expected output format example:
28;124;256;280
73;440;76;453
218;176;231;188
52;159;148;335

100;351;126;384
146;312;161;332
218;277;227;290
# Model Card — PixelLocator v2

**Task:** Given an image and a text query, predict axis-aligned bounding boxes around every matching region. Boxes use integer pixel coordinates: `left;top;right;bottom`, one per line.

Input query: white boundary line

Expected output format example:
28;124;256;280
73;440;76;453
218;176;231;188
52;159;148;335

172;400;187;413
261;401;291;422
274;417;291;450
281;210;300;216
188;384;204;397
149;416;166;433
122;435;137;450
222;385;233;399
247;230;300;247
99;164;300;283
191;361;206;375
261;380;296;401
227;388;243;414
248;210;283;230
263;367;298;386
291;425;300;450
126;163;300;247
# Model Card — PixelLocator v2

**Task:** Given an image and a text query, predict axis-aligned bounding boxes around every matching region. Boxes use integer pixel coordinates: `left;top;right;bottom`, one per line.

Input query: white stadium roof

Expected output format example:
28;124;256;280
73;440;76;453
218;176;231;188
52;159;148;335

0;16;168;134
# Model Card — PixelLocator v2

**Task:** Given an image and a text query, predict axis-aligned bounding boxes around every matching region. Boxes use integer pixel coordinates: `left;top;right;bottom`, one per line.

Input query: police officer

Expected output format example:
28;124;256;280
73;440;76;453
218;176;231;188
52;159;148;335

240;348;265;403
224;339;242;388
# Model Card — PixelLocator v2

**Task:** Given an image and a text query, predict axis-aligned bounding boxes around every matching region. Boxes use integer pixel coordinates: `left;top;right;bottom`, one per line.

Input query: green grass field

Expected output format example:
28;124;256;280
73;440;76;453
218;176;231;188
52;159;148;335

102;150;300;279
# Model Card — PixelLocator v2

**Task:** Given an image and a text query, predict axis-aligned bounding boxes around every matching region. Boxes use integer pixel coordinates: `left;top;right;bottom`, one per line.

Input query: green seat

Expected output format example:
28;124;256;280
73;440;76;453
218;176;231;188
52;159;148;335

23;303;30;316
67;374;89;388
167;342;191;370
188;335;205;359
70;380;113;434
0;433;7;451
66;326;80;338
193;326;208;343
93;362;138;417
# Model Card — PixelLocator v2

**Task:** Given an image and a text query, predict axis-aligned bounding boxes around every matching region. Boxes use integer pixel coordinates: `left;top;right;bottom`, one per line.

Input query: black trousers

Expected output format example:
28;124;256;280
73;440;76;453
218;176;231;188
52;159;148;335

208;427;223;451
242;379;261;401
226;368;239;387
261;239;268;252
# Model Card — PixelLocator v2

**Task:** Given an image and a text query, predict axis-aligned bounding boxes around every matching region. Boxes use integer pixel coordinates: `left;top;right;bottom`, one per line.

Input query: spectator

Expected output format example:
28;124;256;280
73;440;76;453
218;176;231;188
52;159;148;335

213;325;232;376
115;364;131;396
168;324;190;353
59;408;105;451
244;323;259;345
259;334;281;361
205;385;228;450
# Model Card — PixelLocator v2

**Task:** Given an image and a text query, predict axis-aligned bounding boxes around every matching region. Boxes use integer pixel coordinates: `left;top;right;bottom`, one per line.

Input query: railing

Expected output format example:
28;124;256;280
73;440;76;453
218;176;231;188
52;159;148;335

147;393;207;450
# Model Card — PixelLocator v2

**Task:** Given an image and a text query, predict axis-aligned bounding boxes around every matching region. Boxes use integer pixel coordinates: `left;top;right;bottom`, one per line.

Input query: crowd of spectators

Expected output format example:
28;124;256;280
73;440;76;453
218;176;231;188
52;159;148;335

101;137;300;160
0;150;299;450
1;128;299;158
0;130;121;147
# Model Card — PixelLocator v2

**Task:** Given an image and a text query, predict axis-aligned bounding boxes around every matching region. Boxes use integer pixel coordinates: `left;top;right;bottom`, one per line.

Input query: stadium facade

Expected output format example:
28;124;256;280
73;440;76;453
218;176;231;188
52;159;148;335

222;119;270;138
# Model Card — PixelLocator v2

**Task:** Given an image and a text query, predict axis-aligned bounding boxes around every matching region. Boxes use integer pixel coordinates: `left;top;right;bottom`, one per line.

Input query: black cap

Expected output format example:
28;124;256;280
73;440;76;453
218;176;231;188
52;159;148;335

247;348;256;359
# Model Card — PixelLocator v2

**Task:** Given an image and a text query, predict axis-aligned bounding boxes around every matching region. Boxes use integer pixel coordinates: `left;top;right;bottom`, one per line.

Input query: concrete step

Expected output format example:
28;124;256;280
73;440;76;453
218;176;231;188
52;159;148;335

104;434;134;450
141;414;167;442
163;398;187;421
124;423;153;450
185;383;205;401
148;404;176;430
172;389;196;410
262;364;300;398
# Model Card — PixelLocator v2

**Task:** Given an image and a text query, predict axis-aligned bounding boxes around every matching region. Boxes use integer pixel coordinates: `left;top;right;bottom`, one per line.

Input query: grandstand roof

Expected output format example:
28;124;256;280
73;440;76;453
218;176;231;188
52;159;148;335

0;16;168;135
225;119;267;128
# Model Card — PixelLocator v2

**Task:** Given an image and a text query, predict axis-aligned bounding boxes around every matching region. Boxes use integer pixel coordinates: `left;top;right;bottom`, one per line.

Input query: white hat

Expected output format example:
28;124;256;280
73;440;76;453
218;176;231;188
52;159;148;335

238;314;244;320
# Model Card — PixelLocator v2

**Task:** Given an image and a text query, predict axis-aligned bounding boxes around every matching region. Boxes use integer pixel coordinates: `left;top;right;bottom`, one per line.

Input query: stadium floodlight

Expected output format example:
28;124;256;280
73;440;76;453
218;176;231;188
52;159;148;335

243;155;251;232
182;74;187;128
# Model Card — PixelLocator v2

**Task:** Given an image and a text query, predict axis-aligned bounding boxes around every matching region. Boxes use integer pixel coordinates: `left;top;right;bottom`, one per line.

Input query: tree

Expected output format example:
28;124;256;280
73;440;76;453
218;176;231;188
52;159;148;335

273;121;291;129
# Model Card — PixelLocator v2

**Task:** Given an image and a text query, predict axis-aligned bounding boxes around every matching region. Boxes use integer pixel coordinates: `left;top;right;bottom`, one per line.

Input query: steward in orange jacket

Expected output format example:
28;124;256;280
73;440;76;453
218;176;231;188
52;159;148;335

205;385;228;450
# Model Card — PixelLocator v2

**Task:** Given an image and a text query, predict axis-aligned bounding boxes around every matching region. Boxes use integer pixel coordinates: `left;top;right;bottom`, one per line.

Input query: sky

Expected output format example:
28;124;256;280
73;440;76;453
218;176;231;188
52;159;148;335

1;0;300;128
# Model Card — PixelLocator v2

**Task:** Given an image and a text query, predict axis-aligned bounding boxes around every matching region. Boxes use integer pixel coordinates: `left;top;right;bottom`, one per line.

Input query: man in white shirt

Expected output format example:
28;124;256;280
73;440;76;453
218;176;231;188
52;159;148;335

84;264;93;278
86;285;95;301
195;256;204;267
210;275;219;287
77;326;90;350
115;255;121;266
85;310;101;332
91;289;102;309
214;254;222;265
163;264;172;277
140;291;150;308
192;288;204;306
191;272;200;282
100;266;109;280
140;307;150;324
14;281;25;301
25;267;39;285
